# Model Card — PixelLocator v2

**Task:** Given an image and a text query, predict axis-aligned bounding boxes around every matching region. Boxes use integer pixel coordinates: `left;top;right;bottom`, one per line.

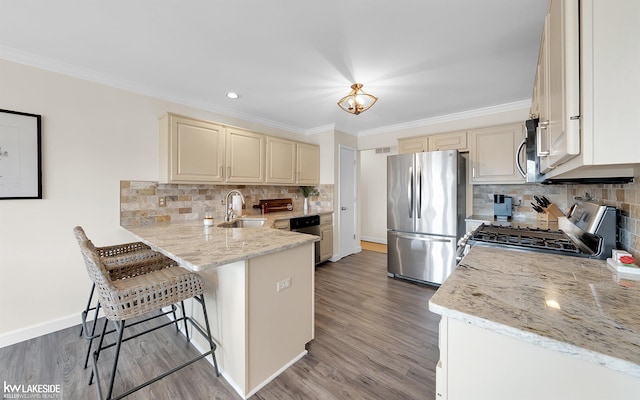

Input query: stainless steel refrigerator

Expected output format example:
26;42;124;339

387;150;466;285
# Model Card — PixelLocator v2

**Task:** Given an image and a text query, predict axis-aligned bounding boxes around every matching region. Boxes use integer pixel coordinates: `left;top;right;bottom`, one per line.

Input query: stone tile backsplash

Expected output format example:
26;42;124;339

120;181;333;227
567;181;639;259
473;178;640;259
472;184;570;219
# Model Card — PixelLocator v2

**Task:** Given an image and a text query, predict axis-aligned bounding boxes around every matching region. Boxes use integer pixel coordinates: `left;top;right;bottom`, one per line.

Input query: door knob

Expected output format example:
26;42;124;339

341;207;347;211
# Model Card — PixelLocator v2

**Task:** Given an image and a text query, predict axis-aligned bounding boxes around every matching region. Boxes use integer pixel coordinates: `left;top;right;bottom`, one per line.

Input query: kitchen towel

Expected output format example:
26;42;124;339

232;195;242;216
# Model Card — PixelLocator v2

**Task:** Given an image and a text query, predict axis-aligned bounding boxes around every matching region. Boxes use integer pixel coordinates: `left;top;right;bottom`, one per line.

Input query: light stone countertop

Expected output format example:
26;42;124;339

429;245;640;377
241;207;334;227
122;220;320;272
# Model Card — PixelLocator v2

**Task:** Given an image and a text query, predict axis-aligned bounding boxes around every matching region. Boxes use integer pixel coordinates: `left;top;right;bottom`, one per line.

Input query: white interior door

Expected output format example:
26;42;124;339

339;146;357;258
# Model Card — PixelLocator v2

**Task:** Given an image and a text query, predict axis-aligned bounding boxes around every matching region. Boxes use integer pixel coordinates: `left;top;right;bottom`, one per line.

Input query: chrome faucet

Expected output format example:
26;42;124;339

224;190;245;222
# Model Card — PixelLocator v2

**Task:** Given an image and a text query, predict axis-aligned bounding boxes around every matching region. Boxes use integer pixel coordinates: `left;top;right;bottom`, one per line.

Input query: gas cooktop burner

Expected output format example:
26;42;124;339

470;224;582;255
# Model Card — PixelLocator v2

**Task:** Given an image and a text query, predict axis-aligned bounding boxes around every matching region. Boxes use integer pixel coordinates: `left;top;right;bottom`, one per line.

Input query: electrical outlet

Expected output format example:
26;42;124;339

276;277;292;292
158;196;166;207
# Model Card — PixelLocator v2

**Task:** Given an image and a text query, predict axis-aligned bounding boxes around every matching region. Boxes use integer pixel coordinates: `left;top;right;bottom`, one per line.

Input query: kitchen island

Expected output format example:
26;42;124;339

123;221;319;399
429;245;640;400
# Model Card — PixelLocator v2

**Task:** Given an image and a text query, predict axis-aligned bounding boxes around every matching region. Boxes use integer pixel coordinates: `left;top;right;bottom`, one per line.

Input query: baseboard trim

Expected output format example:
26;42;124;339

361;236;387;244
0;306;106;349
244;350;308;399
1;313;77;348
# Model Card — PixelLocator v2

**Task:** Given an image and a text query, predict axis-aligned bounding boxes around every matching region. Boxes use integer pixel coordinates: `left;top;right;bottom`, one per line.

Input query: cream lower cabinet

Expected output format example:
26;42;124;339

469;123;525;184
159;113;225;183
319;213;333;262
297;142;320;185
192;243;314;399
437;317;640;400
225;128;265;183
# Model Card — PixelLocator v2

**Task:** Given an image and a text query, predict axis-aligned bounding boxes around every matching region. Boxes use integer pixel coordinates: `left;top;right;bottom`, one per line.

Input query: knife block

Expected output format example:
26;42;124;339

537;203;564;222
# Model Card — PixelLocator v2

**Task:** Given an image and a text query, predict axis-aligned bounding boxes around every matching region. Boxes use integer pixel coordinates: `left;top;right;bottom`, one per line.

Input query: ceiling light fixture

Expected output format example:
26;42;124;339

337;83;378;115
226;92;239;99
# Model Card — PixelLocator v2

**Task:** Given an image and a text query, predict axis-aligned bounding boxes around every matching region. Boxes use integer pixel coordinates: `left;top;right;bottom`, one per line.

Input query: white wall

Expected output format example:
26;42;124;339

0;60;315;346
359;148;396;243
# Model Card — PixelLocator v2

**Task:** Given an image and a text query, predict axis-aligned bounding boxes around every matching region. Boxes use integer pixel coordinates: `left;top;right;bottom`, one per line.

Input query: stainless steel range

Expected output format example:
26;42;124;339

467;201;617;259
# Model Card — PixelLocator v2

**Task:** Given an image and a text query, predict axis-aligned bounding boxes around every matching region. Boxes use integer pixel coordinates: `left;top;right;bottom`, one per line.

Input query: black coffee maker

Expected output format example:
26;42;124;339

493;194;512;220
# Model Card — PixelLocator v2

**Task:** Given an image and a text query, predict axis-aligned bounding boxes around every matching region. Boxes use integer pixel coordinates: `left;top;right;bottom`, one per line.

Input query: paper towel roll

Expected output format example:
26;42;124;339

232;195;243;216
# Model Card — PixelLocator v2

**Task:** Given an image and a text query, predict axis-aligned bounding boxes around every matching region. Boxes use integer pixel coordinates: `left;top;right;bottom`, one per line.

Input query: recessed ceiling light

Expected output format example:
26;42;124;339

226;92;240;99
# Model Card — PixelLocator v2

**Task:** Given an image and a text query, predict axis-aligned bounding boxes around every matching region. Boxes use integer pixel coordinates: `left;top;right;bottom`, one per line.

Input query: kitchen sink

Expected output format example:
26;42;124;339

217;218;267;228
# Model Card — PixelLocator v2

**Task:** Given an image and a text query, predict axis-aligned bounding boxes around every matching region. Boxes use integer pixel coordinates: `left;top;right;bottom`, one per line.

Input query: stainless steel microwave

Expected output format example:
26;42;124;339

516;118;545;183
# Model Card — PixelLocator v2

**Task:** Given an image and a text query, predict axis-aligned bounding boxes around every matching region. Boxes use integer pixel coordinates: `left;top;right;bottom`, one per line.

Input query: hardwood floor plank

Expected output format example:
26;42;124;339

0;250;439;399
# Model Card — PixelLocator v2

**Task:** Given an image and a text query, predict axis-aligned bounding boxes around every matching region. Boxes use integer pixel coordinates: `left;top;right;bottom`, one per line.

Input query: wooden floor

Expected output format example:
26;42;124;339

0;250;440;399
360;240;387;253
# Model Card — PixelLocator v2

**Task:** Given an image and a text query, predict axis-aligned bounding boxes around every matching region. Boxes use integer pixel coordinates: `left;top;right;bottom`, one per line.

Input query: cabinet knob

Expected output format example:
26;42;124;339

341;207;347;211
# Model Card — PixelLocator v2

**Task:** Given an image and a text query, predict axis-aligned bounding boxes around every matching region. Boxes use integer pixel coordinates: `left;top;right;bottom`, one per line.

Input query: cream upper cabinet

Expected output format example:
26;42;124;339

160;113;321;186
469;123;525;184
159;113;225;183
580;0;640;166
225;127;265;183
537;0;580;173
297;142;320;185
398;137;428;154
540;0;639;179
428;131;468;152
265;136;297;184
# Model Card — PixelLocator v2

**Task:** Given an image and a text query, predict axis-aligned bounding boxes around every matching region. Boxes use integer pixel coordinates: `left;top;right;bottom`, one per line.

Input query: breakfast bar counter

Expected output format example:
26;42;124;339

122;221;318;399
123;220;319;271
429;245;640;400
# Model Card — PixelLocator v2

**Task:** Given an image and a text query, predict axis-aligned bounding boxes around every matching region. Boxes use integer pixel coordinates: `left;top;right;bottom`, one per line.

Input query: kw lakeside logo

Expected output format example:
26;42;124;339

3;381;62;399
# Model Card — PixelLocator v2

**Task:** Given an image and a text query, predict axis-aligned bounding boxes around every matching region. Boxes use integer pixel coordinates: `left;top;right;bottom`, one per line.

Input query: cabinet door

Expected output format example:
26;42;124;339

160;114;225;183
266;136;296;184
582;0;640;166
226;128;265;183
297;143;320;185
540;0;580;172
398;137;428;154
428;131;468;152
469;124;525;184
320;227;333;262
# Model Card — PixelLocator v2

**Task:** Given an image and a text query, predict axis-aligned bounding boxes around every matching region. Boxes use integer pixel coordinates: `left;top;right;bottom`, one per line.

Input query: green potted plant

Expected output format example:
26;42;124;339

299;186;318;212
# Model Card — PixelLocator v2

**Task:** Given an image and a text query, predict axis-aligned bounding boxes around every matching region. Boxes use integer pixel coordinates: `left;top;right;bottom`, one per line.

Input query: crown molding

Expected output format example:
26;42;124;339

356;100;531;137
302;124;336;135
0;45;309;135
1;45;530;139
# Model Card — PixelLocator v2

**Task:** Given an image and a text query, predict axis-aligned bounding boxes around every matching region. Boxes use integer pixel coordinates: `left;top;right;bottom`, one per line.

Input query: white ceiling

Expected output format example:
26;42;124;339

0;0;547;136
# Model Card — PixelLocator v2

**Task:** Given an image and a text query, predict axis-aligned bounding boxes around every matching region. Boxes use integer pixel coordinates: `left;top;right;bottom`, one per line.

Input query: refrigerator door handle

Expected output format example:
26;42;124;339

417;164;422;219
390;231;453;243
408;166;413;218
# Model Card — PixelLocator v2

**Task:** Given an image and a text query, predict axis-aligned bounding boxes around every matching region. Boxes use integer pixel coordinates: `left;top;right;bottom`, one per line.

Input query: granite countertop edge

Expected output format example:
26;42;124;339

429;245;640;378
122;220;320;272
428;301;640;378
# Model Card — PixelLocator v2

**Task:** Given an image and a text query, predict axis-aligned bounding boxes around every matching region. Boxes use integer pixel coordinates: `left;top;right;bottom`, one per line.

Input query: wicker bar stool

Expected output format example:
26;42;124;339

75;227;219;400
74;227;180;370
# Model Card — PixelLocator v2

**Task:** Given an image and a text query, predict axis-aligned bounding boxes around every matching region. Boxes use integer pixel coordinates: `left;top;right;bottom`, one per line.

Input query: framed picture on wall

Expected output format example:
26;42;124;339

0;109;42;199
